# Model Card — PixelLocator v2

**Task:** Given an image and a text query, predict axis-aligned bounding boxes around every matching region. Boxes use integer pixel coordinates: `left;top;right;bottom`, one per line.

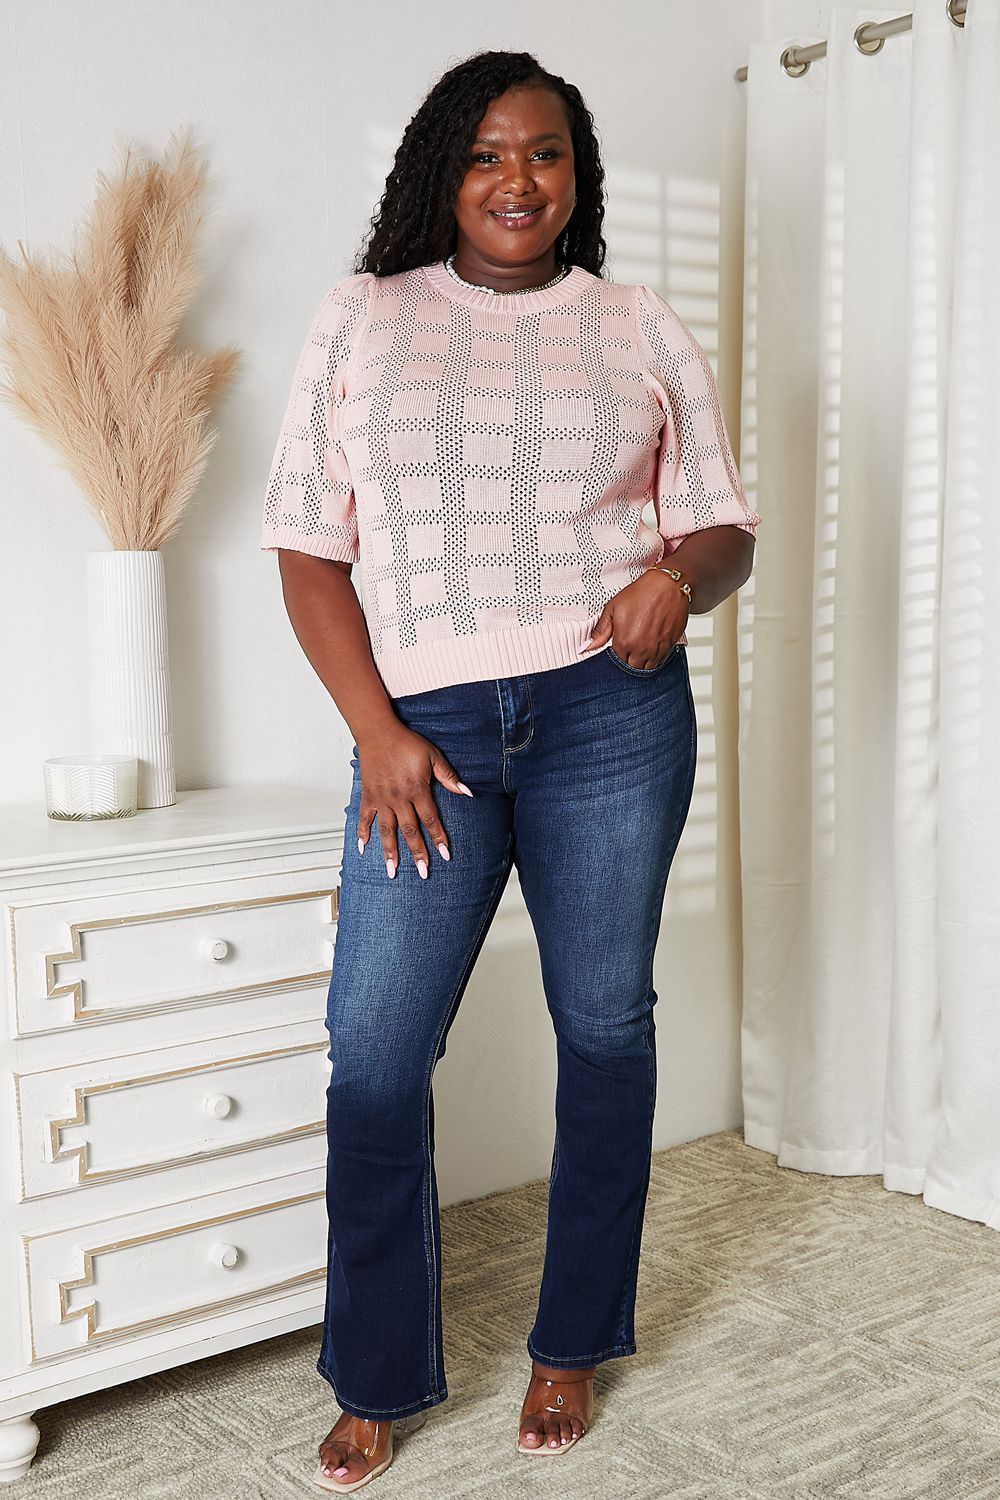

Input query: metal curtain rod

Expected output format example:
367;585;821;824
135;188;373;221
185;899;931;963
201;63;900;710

734;0;967;82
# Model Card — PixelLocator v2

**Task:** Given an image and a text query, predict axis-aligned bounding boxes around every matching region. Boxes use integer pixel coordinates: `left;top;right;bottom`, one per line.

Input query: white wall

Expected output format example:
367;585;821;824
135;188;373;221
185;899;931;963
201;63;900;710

768;0;861;25
0;0;776;1202
760;0;874;48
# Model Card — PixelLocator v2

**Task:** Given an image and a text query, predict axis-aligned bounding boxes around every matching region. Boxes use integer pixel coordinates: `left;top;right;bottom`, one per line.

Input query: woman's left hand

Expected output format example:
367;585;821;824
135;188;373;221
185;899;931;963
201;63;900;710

579;569;689;669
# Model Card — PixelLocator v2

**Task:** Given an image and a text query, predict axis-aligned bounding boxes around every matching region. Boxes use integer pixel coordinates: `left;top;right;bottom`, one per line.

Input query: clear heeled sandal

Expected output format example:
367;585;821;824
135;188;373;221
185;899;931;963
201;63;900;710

517;1369;595;1456
312;1409;427;1492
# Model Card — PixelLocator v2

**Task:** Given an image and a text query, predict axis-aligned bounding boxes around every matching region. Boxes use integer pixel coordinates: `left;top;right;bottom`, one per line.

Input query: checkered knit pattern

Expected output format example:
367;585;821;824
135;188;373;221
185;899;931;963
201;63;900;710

260;260;761;697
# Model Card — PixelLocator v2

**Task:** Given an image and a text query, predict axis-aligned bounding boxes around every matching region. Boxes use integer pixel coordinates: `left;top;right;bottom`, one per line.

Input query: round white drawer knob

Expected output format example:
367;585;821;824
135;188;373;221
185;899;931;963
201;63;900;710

203;1092;234;1119
204;939;230;961
211;1243;240;1270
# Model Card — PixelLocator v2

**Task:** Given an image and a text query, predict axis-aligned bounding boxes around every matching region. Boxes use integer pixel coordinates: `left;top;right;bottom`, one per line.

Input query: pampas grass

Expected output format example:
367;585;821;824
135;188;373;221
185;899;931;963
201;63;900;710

0;127;240;550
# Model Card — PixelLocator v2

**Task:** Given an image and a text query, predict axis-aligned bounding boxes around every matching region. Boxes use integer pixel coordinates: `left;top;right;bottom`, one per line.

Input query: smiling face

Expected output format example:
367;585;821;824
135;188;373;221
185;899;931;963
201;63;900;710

451;84;577;291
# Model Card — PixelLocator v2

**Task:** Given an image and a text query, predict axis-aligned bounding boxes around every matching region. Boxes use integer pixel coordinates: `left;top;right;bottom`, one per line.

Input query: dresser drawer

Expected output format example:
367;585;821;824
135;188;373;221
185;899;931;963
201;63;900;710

6;868;340;1037
13;1021;330;1201
21;1170;327;1362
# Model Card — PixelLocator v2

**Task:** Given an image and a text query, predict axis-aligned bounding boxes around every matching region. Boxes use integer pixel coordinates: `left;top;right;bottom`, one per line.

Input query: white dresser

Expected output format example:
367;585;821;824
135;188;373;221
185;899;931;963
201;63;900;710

0;786;345;1483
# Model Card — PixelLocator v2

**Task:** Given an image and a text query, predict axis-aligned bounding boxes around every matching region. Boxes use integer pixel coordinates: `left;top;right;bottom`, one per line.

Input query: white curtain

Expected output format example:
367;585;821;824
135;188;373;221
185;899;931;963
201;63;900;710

738;0;1000;1228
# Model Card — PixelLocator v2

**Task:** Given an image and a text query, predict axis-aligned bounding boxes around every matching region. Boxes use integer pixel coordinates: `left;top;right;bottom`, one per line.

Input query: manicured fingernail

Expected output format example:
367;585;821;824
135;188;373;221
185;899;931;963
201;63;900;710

334;1466;349;1476
385;858;396;878
436;843;450;861
577;639;592;653
457;782;474;797
417;858;428;879
358;837;365;855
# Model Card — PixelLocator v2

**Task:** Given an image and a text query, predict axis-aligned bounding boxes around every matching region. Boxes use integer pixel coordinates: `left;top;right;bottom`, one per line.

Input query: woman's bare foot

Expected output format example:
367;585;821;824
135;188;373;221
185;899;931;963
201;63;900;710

518;1359;596;1451
318;1411;393;1487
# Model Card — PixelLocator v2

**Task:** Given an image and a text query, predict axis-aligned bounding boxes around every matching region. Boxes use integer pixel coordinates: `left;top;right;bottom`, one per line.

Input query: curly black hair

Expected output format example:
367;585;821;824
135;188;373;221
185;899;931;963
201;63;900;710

353;50;607;279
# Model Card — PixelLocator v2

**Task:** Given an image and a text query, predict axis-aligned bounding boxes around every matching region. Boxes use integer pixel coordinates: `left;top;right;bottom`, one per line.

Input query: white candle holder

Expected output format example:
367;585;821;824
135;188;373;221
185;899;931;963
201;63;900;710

43;755;138;821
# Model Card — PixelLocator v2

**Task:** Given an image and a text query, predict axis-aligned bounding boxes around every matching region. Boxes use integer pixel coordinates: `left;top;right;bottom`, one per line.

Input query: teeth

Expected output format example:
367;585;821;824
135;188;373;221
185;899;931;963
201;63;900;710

494;209;538;218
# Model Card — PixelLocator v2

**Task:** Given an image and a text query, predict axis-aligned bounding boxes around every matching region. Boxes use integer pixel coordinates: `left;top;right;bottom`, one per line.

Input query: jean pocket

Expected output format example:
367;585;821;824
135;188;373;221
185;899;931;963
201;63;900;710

605;642;681;677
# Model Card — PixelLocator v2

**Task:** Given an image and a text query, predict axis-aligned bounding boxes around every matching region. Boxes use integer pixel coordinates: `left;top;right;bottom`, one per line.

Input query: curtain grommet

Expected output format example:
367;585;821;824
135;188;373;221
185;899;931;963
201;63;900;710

854;23;886;56
780;45;810;77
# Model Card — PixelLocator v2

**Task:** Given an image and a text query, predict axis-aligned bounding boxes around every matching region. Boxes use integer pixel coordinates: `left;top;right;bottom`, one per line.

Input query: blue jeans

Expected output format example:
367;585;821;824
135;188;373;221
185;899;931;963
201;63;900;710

318;641;697;1420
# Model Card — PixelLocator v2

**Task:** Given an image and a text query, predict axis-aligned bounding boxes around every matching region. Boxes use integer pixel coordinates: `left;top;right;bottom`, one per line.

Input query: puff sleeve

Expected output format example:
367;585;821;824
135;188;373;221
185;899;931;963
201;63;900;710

259;272;375;562
634;284;761;555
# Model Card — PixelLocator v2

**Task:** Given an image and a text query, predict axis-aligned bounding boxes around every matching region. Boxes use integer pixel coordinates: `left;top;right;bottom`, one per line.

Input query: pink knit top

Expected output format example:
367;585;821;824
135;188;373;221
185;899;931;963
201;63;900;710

260;260;761;697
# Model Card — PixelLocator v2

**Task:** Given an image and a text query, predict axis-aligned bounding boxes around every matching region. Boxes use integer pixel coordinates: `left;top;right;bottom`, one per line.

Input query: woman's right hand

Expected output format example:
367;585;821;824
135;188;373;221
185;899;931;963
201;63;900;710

356;724;473;879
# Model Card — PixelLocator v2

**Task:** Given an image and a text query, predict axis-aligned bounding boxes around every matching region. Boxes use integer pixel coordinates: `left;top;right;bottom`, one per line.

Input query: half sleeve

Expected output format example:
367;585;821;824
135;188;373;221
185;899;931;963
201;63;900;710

634;283;761;555
259;272;375;562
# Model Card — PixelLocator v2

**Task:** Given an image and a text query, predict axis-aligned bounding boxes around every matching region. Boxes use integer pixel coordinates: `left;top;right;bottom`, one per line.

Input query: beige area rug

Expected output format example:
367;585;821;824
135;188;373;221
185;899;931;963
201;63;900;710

16;1130;1000;1498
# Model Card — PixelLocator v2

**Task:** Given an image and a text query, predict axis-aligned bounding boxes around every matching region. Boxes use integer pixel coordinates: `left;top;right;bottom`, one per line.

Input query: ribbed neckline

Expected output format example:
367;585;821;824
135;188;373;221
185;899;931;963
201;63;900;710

421;259;593;313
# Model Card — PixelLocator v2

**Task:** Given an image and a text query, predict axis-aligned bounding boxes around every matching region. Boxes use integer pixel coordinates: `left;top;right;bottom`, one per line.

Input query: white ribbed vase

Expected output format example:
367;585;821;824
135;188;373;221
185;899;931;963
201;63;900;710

86;550;176;809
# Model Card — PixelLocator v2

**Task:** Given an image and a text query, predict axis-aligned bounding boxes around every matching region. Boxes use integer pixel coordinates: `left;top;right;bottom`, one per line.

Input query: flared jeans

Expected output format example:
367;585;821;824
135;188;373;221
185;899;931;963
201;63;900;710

318;640;698;1420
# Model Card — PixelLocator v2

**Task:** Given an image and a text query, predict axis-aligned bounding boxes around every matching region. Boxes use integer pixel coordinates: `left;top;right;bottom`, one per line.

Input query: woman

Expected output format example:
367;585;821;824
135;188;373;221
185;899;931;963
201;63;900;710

261;48;761;1492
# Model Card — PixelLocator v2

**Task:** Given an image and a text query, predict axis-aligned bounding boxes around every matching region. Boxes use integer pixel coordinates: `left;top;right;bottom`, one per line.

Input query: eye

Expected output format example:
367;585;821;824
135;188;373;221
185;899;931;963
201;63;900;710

470;149;560;164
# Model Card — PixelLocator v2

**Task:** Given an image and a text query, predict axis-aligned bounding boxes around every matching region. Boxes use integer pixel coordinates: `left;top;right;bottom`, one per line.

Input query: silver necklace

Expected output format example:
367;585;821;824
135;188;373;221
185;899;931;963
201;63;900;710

444;253;570;295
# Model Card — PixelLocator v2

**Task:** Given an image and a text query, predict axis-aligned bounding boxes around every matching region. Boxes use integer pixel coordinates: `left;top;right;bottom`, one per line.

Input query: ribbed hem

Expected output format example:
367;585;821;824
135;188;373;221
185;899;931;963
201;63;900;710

259;526;358;562
377;615;690;698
